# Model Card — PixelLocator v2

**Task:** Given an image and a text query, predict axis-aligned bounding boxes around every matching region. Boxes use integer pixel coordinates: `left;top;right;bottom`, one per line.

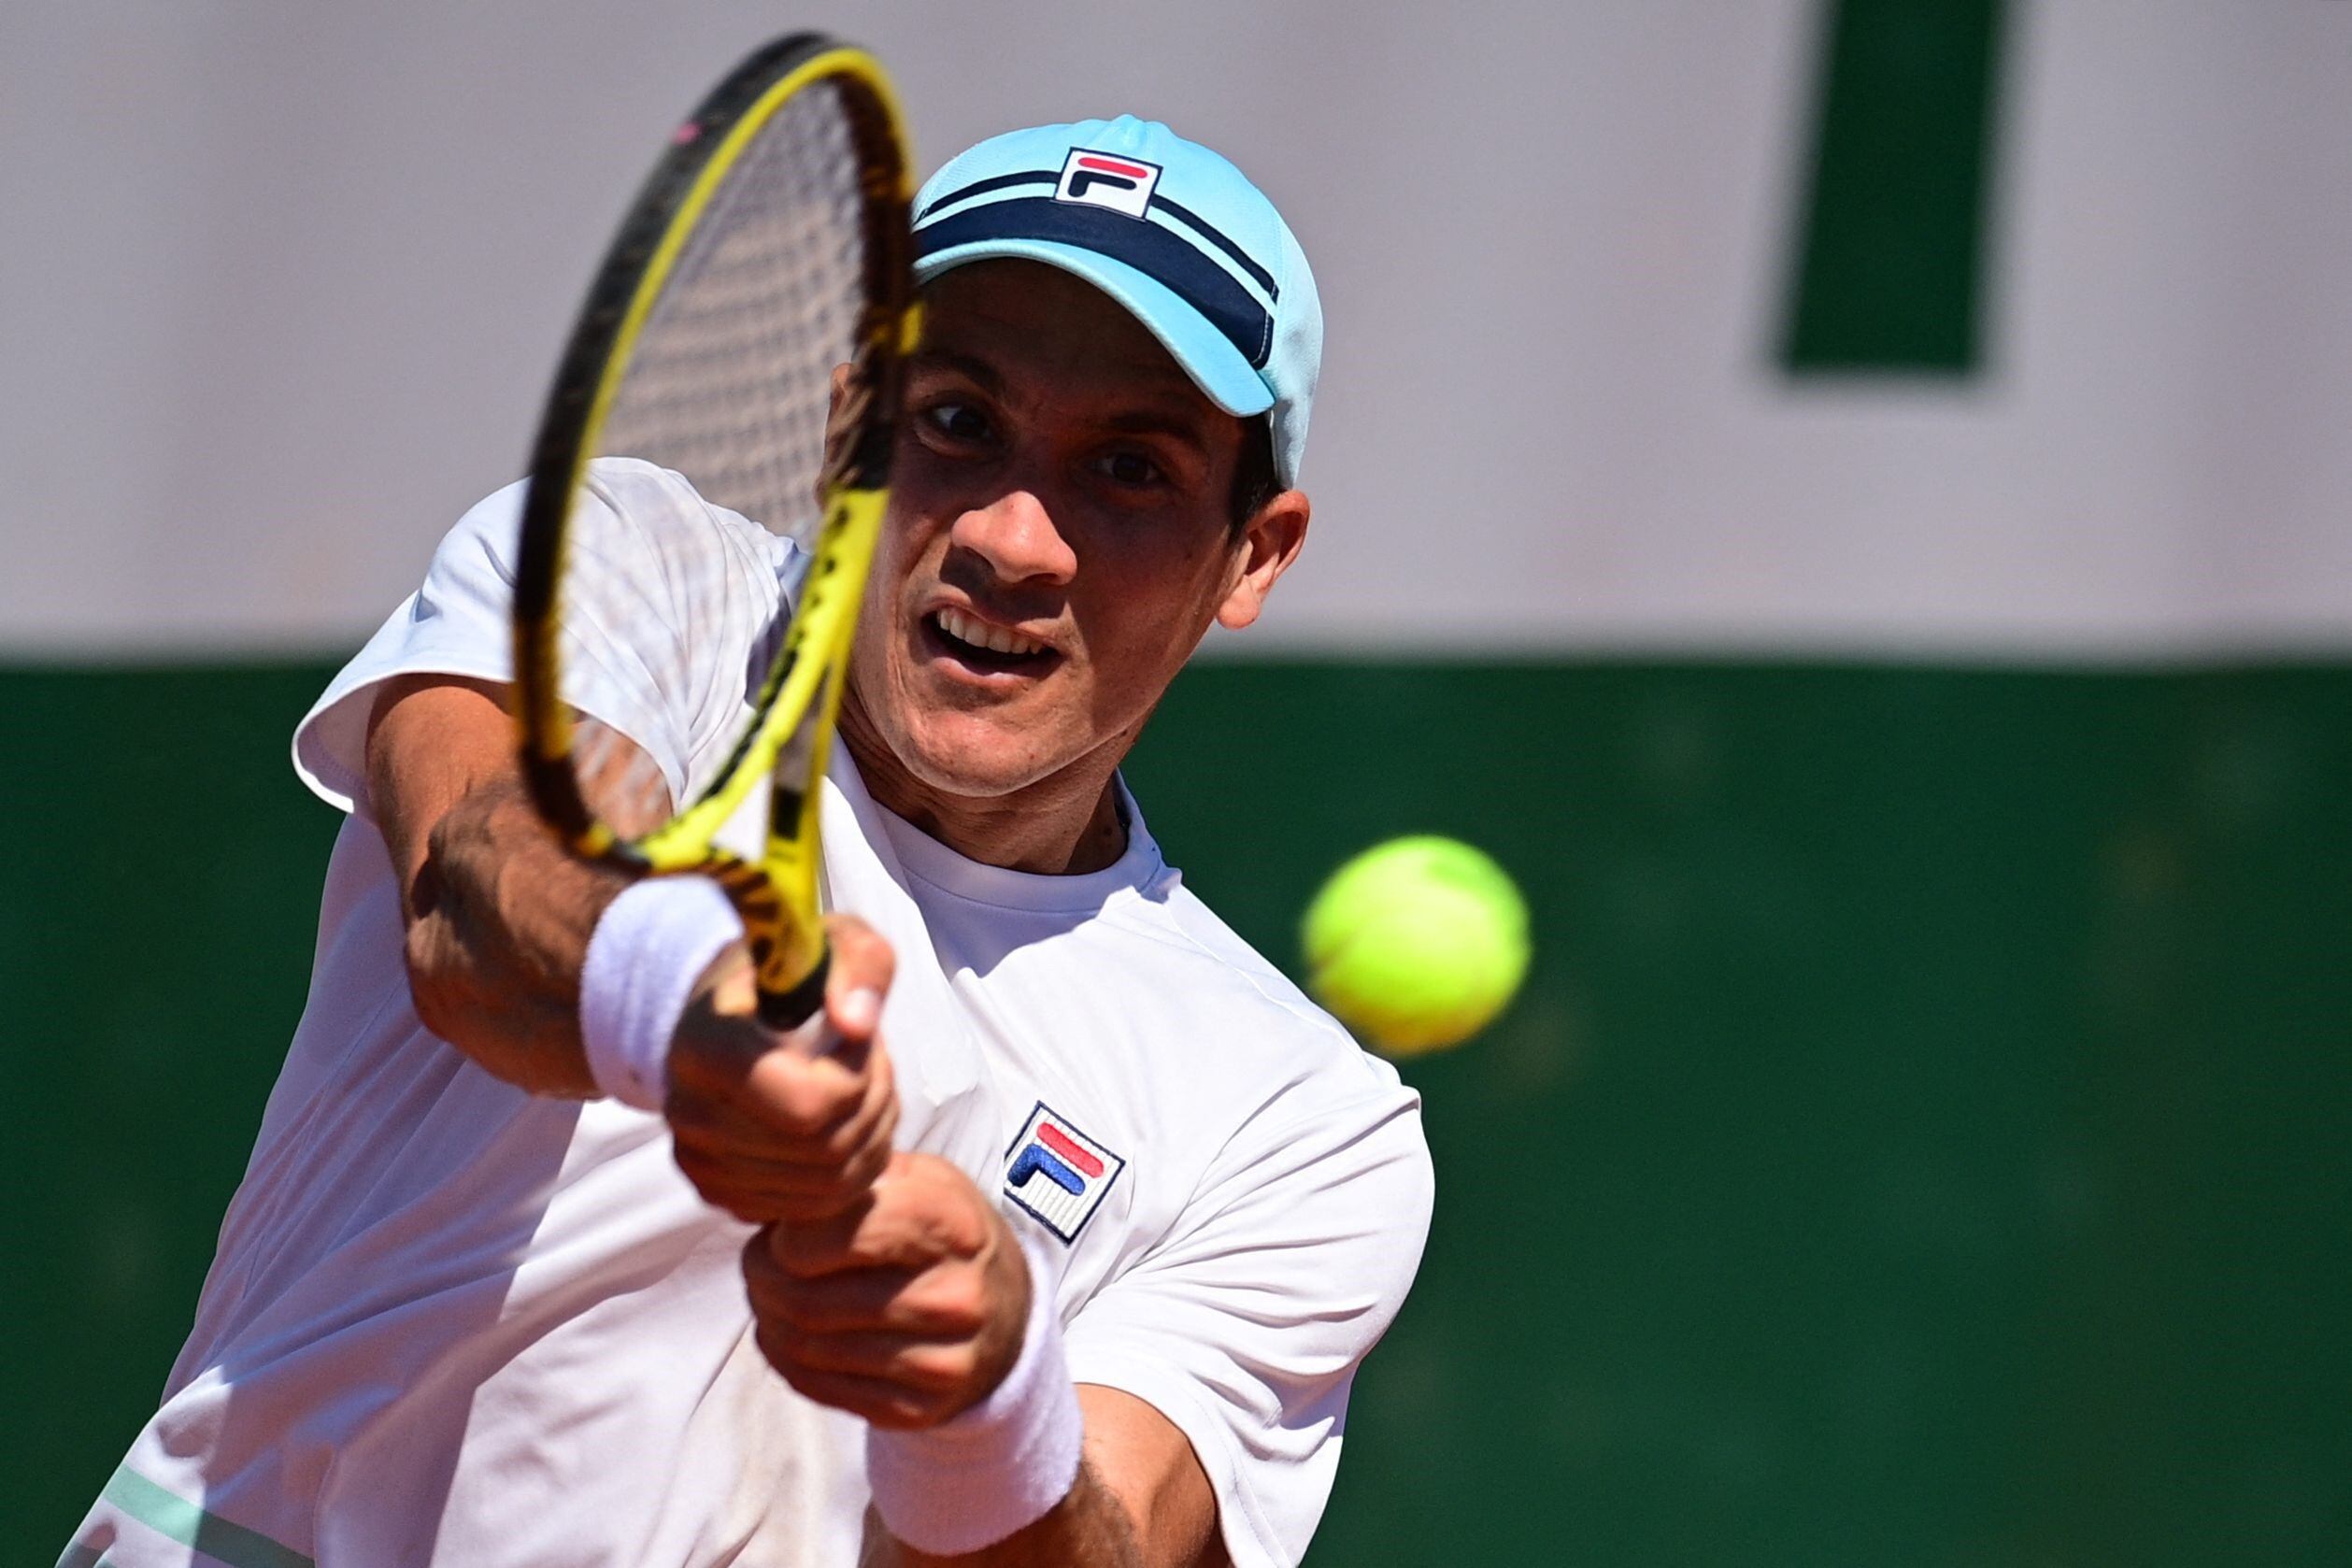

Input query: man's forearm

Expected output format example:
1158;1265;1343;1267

871;1462;1146;1568
367;677;635;1096
398;777;623;1095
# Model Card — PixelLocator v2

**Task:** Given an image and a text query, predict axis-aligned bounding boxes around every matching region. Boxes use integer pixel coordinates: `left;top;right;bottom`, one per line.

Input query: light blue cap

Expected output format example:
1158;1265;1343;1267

912;116;1320;488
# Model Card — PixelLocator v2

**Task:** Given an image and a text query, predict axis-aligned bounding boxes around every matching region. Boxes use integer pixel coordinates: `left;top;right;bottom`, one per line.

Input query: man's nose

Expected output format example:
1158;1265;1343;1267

947;490;1077;584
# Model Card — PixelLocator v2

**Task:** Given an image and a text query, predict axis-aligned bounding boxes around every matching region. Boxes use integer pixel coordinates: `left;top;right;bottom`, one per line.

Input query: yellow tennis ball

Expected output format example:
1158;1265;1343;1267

1303;836;1531;1057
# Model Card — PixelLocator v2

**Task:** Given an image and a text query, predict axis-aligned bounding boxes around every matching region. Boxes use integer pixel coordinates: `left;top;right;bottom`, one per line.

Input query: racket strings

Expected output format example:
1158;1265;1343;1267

569;79;876;839
596;83;867;552
574;719;675;838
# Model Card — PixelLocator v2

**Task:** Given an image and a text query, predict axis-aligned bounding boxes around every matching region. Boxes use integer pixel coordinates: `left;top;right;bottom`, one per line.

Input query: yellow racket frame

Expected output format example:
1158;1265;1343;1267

513;36;916;1026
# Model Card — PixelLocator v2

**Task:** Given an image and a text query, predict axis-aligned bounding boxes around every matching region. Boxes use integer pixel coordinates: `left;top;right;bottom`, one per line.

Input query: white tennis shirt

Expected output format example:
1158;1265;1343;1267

64;461;1433;1568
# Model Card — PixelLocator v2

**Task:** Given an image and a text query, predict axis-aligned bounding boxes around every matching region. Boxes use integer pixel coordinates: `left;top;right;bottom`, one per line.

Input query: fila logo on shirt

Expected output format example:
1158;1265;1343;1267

1002;1103;1126;1243
1054;148;1162;221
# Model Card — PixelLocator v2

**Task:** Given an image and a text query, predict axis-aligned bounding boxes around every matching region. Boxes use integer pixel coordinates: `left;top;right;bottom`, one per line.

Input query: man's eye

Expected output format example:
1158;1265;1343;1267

1096;450;1165;488
922;402;992;445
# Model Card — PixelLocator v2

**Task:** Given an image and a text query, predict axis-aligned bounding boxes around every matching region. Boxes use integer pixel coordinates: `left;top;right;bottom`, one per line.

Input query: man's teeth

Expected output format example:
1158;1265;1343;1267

934;606;1048;658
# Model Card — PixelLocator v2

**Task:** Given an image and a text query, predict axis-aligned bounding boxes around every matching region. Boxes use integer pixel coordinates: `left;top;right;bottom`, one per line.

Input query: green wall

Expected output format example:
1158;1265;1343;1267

7;659;2347;1563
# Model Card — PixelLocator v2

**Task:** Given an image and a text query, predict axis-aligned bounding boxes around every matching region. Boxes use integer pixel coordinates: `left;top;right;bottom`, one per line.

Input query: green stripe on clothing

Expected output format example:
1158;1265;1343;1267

92;1466;313;1568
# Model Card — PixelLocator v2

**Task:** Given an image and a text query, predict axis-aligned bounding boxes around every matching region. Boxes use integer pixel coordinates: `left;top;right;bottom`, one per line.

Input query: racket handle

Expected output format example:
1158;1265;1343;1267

756;948;831;1033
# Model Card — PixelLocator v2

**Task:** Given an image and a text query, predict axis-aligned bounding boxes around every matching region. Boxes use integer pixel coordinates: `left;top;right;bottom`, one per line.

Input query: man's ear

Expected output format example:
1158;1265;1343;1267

1215;489;1311;632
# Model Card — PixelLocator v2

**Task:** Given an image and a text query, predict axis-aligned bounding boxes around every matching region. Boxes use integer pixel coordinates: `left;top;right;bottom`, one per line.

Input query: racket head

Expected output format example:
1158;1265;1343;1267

511;35;916;1026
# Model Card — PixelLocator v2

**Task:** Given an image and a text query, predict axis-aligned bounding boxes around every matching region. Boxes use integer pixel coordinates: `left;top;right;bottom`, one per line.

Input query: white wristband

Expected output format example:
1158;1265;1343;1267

577;877;744;1110
866;1232;1085;1555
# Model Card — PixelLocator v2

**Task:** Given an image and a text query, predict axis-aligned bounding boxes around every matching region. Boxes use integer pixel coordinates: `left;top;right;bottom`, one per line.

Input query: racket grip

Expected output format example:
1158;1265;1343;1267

756;948;831;1033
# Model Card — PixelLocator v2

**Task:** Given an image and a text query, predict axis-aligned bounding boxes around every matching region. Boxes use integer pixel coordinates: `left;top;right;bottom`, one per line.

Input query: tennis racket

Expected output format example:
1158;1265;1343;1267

511;34;916;1031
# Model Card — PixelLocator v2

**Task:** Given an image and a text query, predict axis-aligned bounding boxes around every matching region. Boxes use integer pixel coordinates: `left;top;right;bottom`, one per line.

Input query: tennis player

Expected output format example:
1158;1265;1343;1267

64;118;1432;1568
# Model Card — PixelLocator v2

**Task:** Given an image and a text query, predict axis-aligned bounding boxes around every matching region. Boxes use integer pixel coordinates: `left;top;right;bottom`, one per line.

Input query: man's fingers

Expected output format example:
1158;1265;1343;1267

665;958;901;1221
742;1249;980;1428
740;1159;1032;1431
676;1041;895;1204
684;1097;893;1196
674;1023;868;1135
762;1154;992;1278
750;1352;943;1432
744;1248;990;1339
675;1119;897;1222
677;1146;893;1223
821;913;893;1043
822;912;895;996
766;1327;988;1394
671;1039;897;1168
667;1036;897;1221
742;1239;925;1333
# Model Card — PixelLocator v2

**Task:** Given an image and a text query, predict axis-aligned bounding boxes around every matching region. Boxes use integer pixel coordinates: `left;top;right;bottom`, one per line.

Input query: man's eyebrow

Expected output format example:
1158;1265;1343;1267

906;348;1215;449
1101;407;1216;449
906;349;1002;391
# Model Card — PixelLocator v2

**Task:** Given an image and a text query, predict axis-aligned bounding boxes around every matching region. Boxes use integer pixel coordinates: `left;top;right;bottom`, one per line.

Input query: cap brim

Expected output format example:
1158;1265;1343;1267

913;238;1275;419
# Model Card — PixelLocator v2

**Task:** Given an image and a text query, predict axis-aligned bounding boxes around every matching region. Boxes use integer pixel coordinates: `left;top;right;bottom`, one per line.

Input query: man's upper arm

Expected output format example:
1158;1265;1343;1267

365;675;521;901
364;675;673;900
1076;1385;1228;1568
1061;1081;1434;1568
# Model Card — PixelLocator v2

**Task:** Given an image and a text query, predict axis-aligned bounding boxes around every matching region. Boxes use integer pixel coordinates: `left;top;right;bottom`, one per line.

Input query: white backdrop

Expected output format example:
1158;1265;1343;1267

5;0;2349;656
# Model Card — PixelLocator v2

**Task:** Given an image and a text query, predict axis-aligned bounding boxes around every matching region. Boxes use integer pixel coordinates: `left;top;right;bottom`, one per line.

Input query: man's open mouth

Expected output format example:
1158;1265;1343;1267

924;606;1058;675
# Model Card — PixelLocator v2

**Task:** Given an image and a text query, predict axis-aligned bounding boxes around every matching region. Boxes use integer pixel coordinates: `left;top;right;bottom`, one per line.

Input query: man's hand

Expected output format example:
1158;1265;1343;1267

665;913;903;1223
742;1151;1031;1430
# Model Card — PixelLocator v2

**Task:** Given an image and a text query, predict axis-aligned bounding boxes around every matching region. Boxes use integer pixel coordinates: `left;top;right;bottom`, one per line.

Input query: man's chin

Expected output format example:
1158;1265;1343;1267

885;709;1069;801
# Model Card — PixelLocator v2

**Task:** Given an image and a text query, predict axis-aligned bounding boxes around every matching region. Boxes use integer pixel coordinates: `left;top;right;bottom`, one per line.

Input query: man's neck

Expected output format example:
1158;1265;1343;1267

843;731;1129;877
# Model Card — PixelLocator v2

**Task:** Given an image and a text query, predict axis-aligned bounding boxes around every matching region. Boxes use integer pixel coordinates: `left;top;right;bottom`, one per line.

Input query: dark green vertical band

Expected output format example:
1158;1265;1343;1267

1780;0;2008;373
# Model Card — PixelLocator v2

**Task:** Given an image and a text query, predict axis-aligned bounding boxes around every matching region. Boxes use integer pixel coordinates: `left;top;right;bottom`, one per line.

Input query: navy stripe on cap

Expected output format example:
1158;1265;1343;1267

917;173;1281;303
915;196;1274;368
913;170;1057;223
1147;192;1278;300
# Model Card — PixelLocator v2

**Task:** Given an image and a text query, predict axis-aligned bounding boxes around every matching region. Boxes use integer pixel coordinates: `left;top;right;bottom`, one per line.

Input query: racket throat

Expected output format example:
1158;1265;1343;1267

756;947;830;1031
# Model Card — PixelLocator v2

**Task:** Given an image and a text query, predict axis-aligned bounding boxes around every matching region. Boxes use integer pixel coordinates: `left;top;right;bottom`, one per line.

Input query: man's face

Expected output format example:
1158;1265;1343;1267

842;259;1296;806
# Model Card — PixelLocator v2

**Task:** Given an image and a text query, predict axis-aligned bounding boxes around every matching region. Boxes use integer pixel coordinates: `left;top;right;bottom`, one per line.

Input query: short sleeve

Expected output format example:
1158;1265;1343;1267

1062;1085;1433;1568
292;459;791;816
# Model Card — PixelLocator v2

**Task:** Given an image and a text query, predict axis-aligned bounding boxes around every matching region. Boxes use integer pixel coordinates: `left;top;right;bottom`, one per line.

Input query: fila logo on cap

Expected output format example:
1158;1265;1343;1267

1055;148;1162;221
1002;1102;1126;1243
